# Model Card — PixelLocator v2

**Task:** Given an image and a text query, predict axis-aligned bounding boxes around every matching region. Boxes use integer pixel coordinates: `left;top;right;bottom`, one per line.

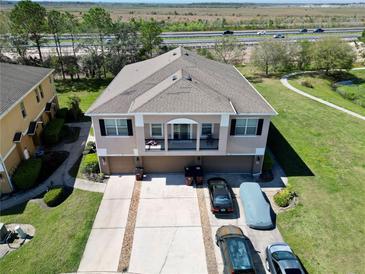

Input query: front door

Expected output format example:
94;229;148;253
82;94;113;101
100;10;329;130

173;124;190;140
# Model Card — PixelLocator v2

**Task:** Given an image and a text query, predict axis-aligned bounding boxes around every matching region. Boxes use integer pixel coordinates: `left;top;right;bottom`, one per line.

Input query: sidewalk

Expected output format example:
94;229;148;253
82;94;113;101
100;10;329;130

0;122;104;212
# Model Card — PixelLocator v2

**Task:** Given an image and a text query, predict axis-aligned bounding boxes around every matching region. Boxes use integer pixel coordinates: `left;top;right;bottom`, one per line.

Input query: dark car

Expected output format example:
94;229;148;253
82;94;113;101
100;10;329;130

266;243;305;274
223;30;234;35
299;28;308;33
216;225;256;274
273;33;285;38
208;177;234;214
313;28;324;33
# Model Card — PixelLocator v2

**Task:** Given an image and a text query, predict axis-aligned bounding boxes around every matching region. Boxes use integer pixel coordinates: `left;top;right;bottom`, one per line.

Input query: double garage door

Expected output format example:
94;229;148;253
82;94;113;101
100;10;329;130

107;156;254;174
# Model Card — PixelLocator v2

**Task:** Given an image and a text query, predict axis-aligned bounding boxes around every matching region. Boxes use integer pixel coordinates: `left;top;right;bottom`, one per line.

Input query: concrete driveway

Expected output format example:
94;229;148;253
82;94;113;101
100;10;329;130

78;175;135;273
204;173;283;274
128;174;208;274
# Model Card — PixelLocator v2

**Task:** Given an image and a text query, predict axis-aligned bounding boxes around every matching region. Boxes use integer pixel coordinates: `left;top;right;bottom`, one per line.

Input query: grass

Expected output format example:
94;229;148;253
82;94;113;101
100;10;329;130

288;71;365;116
0;190;102;273
55;78;112;112
238;66;365;273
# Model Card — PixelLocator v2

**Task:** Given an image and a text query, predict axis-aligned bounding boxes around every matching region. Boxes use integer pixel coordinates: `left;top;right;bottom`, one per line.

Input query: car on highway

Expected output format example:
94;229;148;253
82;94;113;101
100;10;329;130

299;28;308;33
223;30;234;35
257;30;266;35
106;38;112;44
313;28;324;33
216;225;256;274
273;33;285;38
208;177;234;214
266;243;305;274
239;182;275;230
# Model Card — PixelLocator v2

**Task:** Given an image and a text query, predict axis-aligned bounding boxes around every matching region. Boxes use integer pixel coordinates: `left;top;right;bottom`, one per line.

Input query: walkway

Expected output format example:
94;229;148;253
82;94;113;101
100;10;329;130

281;71;365;121
0;122;104;212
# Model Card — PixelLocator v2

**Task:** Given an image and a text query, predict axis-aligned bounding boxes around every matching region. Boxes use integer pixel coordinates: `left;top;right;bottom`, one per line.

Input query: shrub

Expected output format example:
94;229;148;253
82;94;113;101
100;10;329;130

43;118;65;145
56;108;68;119
301;80;313;88
83;141;96;155
38;151;69;182
274;188;295;207
44;187;64;207
262;152;274;172
81;153;99;175
12;158;42;190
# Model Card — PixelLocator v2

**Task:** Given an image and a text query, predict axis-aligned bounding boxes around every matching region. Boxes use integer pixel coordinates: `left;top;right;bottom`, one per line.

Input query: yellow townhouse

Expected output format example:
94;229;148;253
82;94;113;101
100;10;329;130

0;62;58;194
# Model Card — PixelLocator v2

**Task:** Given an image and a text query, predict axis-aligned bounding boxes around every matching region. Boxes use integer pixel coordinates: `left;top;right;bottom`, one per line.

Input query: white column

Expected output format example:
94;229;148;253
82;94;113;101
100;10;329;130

164;123;168;151
218;114;230;153
196;123;201;151
135;114;145;153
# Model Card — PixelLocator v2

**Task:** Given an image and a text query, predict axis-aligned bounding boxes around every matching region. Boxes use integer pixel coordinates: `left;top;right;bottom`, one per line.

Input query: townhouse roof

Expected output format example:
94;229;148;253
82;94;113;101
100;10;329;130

86;47;277;115
0;62;53;116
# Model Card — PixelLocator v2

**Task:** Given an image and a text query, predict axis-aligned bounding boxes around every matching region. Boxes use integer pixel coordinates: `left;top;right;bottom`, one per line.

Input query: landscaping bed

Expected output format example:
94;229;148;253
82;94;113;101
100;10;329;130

43;187;73;207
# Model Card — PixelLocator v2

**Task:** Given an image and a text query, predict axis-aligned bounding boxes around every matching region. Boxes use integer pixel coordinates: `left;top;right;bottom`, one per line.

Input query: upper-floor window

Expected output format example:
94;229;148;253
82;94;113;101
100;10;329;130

151;123;163;137
232;118;258;136
39;85;44;98
35;89;40;103
201;123;213;137
20;101;27;118
105;119;129;136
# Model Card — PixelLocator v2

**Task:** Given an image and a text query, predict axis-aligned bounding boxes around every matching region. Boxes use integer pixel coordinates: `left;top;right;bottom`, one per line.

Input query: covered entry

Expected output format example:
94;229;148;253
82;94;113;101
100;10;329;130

202;156;254;173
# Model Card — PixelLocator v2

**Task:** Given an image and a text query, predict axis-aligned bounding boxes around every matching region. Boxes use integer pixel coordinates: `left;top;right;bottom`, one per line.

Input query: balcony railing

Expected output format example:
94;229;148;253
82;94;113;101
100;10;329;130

145;138;219;151
200;138;219;150
145;139;165;151
168;139;197;150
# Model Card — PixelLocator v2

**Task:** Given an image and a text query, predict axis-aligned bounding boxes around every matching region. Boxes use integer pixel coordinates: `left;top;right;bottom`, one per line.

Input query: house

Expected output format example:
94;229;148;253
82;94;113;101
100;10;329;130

0;63;58;194
86;47;277;176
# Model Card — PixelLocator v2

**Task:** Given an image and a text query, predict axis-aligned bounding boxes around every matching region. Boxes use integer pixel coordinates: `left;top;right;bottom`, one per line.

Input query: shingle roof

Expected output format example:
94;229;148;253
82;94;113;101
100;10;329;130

86;47;276;115
0;63;53;115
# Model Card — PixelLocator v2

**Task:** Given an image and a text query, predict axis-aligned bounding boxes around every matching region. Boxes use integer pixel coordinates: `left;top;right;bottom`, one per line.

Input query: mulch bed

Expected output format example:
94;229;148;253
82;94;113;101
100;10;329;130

196;186;218;274
118;180;141;272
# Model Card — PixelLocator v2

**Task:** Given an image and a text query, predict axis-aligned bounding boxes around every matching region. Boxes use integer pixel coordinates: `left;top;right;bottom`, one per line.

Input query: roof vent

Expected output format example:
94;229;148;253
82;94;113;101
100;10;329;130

172;75;177;81
185;75;192;81
172;52;177;56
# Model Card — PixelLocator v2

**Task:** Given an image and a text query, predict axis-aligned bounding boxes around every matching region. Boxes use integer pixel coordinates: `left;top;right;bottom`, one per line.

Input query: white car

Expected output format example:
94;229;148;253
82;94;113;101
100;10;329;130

257;30;266;35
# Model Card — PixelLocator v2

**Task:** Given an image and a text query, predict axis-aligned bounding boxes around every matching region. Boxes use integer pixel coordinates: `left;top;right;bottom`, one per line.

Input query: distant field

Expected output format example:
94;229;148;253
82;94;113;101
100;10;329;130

1;3;365;31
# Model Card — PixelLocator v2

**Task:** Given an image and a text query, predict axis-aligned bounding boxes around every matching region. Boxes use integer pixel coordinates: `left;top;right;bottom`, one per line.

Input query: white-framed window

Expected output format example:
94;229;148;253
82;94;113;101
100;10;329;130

35;89;40;103
201;123;213;137
151;123;163;137
235;118;258;136
105;119;128;136
20;101;27;118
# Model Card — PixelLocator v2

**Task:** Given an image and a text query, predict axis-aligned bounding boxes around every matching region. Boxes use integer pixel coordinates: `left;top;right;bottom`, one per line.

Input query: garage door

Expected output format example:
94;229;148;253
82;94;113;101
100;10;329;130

202;156;253;173
143;156;196;173
108;156;135;173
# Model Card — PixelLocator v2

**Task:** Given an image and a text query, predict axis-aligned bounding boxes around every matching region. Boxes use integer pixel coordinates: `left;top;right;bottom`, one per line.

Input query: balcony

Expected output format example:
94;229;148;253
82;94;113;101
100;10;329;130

145;138;219;151
145;139;165;151
200;138;219;150
168;139;197;150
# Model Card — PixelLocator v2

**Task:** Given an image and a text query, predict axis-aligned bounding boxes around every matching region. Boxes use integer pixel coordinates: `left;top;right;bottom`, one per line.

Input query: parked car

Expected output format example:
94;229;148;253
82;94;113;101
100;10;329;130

257;30;266;35
239;183;274;229
266;243;305;274
313;28;324;33
223;30;234;35
216;225;256;274
299;28;308;33
106;38;112;44
273;33;285;38
208;177;234;214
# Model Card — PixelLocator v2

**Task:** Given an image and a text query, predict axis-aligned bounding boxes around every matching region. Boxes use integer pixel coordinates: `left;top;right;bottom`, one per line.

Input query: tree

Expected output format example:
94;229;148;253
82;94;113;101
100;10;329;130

83;7;112;78
64;11;80;79
311;37;356;73
48;10;66;79
297;40;312;71
214;36;245;64
139;20;162;58
10;0;47;62
67;95;82;121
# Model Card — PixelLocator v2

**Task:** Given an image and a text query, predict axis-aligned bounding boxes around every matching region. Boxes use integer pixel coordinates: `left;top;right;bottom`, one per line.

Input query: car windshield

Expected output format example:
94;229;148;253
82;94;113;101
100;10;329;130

214;195;230;204
272;251;297;261
226;237;253;270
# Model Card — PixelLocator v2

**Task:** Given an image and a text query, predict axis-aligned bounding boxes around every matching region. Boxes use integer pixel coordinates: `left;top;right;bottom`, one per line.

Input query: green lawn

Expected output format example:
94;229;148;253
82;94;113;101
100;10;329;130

288;71;365;116
0;190;102;274
238;66;365;273
55;78;112;112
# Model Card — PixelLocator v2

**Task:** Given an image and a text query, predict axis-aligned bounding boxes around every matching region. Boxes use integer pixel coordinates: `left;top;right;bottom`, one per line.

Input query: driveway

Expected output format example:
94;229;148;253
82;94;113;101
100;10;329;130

203;173;283;274
78;175;135;272
128;174;208;274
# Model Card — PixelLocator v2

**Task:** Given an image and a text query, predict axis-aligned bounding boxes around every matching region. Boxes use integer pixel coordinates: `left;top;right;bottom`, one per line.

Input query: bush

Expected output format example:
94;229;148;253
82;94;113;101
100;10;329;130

301;80;314;88
44;187;64;207
83;141;96;155
262;152;274;172
274;188;295;207
81;153;99;175
56;108;68;119
38;151;69;182
12;158;42;190
43;118;65;145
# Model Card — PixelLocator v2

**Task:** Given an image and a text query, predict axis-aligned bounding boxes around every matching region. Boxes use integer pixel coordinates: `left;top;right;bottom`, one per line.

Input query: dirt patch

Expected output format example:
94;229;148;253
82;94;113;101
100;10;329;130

196;186;218;274
118;180;141;272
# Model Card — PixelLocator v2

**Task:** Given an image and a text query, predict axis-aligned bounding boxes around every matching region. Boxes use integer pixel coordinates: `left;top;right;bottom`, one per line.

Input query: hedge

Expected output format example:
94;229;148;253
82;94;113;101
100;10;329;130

44;118;65;145
44;187;64;207
81;153;99;175
12;158;42;190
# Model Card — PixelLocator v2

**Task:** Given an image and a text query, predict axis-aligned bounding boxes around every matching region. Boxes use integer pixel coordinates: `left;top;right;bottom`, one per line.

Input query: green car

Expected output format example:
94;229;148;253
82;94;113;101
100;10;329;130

215;225;256;274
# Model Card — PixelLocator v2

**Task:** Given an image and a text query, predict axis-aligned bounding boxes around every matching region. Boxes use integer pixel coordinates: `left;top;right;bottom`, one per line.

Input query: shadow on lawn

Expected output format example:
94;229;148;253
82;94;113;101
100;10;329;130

268;123;314;177
55;78;112;94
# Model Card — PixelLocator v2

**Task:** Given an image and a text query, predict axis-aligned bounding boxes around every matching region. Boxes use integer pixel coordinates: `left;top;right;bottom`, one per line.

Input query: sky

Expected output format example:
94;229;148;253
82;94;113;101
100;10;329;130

10;0;365;3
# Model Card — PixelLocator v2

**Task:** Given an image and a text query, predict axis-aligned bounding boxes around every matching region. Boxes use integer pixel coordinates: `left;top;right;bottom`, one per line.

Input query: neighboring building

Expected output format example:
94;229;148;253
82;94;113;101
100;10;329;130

0;63;58;194
86;47;277;176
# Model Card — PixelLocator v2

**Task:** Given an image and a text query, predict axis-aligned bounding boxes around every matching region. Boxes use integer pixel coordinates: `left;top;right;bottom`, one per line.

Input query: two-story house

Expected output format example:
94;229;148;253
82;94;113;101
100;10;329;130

0;63;58;194
86;47;277;176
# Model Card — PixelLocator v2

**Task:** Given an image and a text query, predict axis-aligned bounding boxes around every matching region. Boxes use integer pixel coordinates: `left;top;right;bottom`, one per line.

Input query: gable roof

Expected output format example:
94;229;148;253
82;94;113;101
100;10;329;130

86;47;276;116
0;63;53;116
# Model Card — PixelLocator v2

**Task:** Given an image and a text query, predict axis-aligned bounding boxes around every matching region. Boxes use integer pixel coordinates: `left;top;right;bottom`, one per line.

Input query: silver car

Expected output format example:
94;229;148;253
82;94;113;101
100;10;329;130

266;243;305;274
